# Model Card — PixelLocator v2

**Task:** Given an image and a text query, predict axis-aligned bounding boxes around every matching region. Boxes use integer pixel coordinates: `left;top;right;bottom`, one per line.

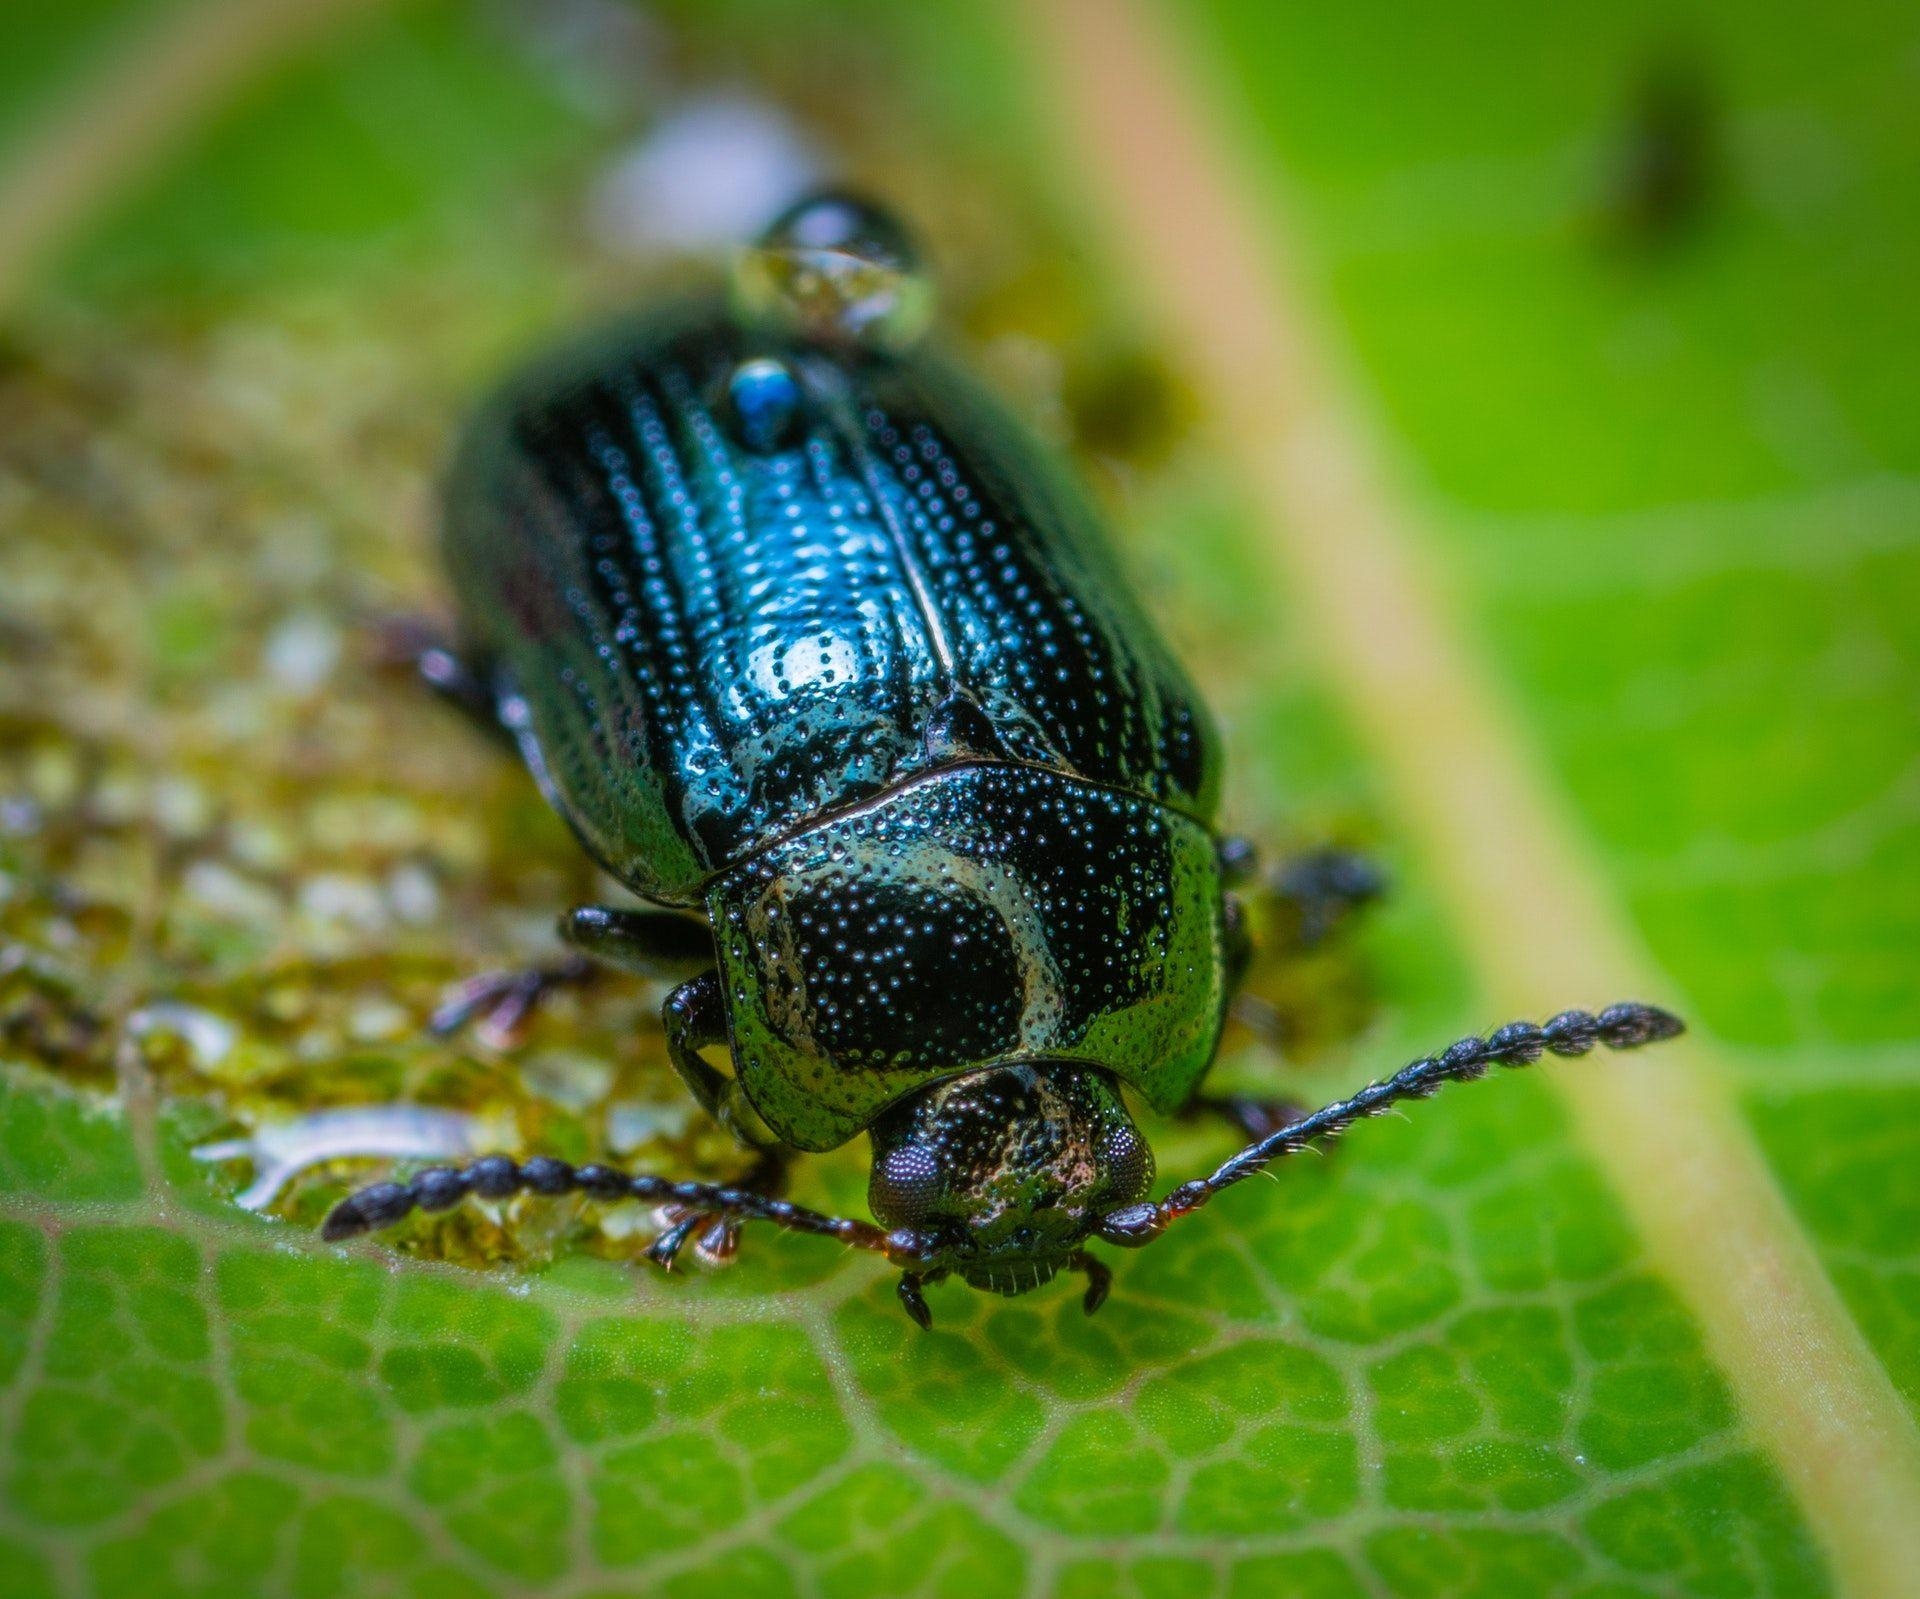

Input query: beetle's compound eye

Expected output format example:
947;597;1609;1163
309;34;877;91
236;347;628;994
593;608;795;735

726;357;802;452
733;189;933;354
868;1141;944;1229
1099;1120;1155;1209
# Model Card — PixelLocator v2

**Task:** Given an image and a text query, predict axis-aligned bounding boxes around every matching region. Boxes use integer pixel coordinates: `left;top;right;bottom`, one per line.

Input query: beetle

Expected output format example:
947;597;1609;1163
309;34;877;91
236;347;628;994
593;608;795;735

323;193;1682;1325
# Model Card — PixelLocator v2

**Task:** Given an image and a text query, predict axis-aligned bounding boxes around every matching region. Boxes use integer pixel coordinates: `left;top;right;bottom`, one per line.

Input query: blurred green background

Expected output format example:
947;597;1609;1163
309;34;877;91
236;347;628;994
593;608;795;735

0;2;1914;1596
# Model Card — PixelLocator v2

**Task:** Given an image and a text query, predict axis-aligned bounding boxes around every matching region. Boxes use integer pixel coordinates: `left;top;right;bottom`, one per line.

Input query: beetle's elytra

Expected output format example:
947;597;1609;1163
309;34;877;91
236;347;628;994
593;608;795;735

324;193;1682;1325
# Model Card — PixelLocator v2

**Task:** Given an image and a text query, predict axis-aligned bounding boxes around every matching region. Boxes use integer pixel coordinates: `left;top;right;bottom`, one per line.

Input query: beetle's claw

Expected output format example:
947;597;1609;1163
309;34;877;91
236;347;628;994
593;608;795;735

692;1216;742;1265
644;1212;704;1269
897;1272;934;1330
642;1149;786;1270
430;958;594;1049
645;1204;745;1269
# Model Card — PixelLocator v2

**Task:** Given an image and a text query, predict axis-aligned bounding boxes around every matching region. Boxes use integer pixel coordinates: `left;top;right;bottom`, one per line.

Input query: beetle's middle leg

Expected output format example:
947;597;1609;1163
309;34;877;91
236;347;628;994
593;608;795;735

437;929;792;1267
1220;838;1386;954
660;970;772;1147
1195;841;1385;1132
374;616;513;746
431;906;712;1049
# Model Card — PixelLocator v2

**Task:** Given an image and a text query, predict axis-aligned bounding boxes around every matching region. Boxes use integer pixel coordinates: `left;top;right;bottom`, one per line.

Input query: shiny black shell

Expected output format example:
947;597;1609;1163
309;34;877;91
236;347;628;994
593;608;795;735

444;304;1230;1150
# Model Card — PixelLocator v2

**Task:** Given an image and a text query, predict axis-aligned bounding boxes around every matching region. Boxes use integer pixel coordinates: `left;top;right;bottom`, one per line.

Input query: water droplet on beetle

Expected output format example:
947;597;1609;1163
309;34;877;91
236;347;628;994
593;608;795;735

732;189;933;354
726;357;802;451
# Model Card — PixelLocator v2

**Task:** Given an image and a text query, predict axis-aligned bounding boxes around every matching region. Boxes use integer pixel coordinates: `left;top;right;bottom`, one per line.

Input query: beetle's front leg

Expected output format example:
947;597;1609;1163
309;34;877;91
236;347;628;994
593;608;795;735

653;974;790;1268
661;971;736;1124
661;973;778;1149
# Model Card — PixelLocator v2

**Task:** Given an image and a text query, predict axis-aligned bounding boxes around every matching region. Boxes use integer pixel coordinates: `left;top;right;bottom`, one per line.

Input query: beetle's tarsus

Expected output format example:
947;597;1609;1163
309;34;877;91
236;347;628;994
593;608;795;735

429;956;595;1048
645;1150;790;1270
694;1216;739;1262
644;1214;704;1269
897;1272;934;1329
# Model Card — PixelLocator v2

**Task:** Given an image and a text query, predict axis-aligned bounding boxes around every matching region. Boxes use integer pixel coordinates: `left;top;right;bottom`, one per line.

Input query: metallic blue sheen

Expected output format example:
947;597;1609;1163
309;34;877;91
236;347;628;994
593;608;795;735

443;300;1230;1150
726;357;801;452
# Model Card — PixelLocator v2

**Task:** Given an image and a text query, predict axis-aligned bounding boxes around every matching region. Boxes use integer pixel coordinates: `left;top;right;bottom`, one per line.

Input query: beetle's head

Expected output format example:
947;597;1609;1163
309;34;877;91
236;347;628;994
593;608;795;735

865;1062;1154;1310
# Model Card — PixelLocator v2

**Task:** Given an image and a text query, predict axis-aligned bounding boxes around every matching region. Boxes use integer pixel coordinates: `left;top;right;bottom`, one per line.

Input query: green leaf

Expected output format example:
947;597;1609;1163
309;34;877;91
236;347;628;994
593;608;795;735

0;1;1913;1595
0;1067;1830;1597
1197;0;1920;1420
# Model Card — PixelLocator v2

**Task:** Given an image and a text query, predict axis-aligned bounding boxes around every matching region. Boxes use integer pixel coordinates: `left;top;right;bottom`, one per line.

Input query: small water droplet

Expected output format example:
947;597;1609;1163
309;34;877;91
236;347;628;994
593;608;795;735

732;189;933;353
726;357;801;451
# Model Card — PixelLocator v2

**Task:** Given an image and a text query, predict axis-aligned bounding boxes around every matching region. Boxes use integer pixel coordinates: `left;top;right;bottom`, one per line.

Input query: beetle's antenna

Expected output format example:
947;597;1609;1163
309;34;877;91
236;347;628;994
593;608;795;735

1096;1004;1683;1248
321;1155;917;1262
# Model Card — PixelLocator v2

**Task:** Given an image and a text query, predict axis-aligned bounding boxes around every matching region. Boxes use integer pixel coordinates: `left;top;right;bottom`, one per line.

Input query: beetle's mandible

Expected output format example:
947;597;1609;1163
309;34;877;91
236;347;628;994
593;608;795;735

324;193;1683;1325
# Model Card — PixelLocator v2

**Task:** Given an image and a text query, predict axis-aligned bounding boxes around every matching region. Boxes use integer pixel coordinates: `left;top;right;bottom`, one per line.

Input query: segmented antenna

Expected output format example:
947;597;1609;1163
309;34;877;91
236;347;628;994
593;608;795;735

1097;1003;1684;1247
322;1154;899;1255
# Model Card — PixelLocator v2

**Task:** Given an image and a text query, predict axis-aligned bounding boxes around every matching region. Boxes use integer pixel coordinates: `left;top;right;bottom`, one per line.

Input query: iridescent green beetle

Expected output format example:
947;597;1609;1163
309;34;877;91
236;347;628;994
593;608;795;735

325;194;1682;1324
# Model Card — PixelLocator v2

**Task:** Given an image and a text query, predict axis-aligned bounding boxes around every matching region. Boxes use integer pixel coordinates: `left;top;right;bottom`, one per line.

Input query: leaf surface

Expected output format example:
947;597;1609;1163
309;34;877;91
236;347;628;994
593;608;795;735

0;2;1913;1595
